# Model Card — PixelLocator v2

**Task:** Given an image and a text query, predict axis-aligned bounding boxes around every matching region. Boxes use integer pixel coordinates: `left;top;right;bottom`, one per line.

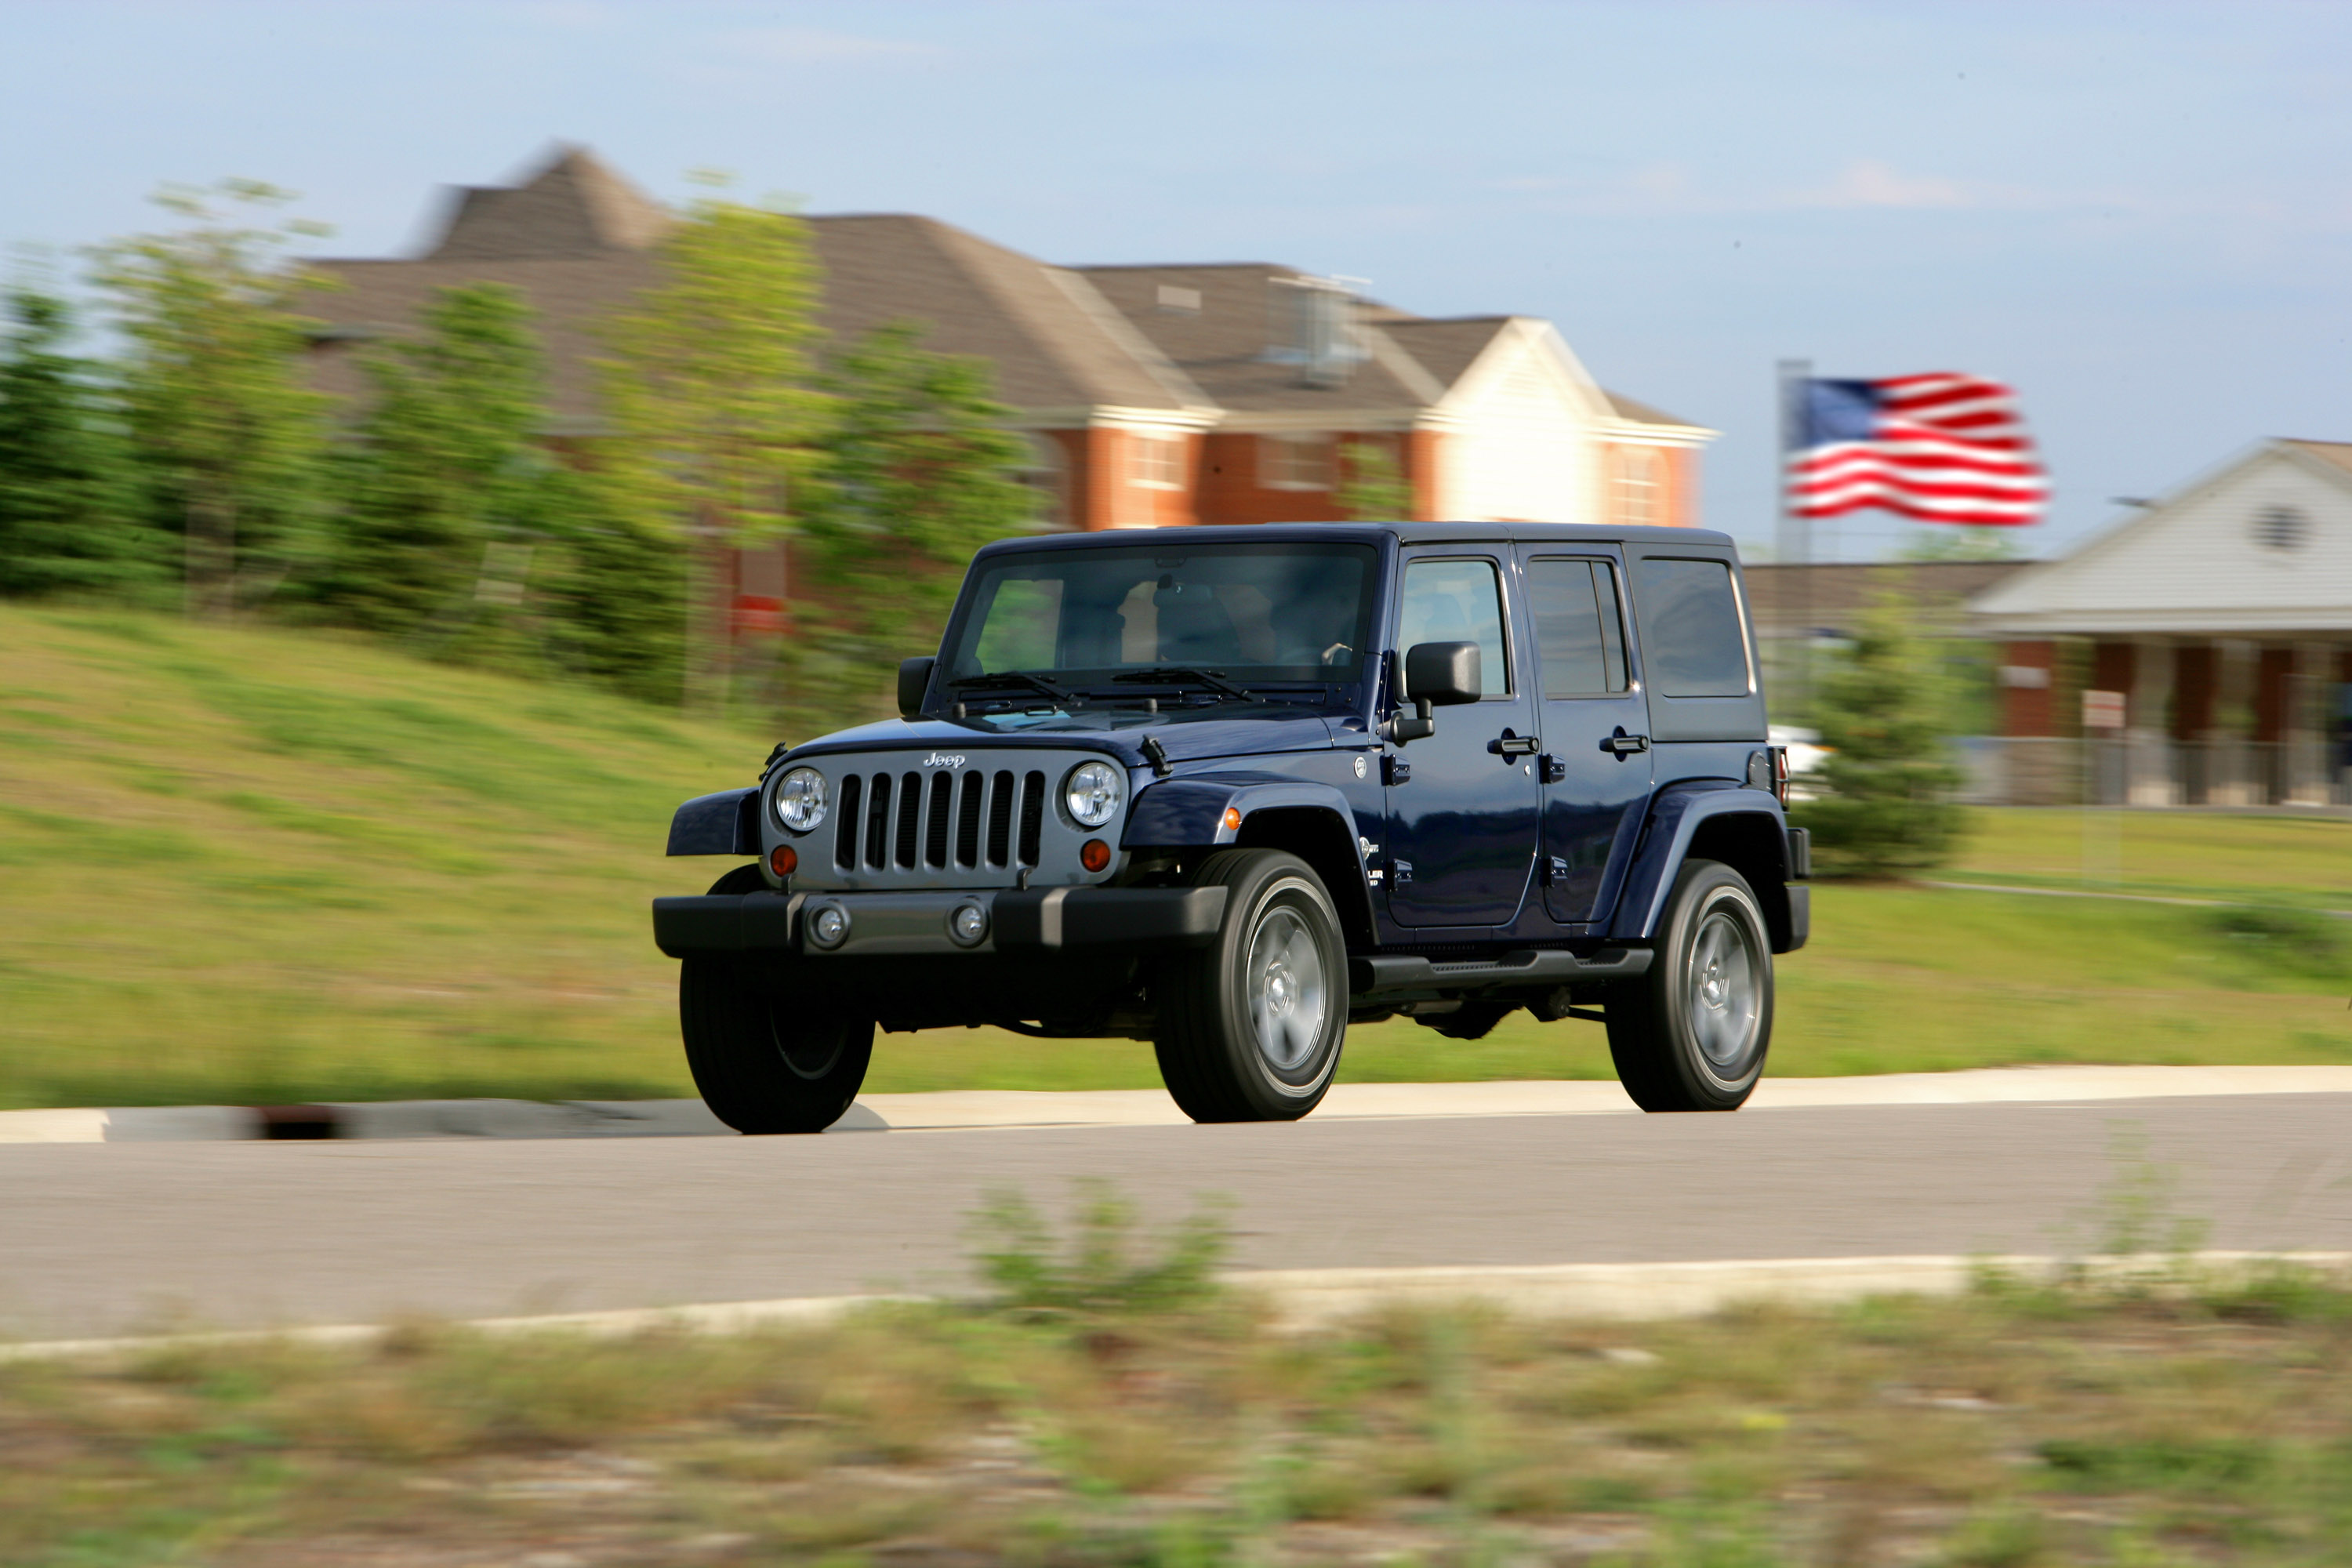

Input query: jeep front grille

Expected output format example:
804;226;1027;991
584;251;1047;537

813;764;1062;885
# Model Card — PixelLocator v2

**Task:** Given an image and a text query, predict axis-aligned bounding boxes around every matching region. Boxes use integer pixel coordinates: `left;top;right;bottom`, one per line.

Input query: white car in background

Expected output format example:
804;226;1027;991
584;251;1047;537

1769;725;1831;801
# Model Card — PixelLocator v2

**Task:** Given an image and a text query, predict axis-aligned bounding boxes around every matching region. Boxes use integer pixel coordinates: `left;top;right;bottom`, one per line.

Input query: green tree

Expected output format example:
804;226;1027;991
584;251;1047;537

793;323;1034;723
324;283;554;641
91;180;332;619
597;183;829;709
0;289;157;598
535;466;688;706
1894;522;2028;561
1337;438;1413;521
1791;597;1967;878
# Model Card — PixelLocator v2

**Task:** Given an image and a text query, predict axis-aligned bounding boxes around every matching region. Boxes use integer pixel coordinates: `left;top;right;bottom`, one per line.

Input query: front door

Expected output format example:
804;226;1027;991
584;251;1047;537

1519;550;1654;924
1383;552;1542;927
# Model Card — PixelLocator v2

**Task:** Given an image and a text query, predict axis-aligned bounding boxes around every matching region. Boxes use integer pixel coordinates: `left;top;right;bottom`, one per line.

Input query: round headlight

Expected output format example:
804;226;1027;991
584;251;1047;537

1064;760;1122;828
774;768;827;833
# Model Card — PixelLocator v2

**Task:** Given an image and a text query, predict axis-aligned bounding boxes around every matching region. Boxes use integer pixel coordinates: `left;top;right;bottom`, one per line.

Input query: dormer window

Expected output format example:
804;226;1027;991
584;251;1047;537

1156;285;1201;314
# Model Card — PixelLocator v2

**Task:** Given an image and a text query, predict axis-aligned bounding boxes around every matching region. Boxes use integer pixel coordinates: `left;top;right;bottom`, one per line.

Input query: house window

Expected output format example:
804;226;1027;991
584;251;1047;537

1130;433;1183;489
1614;447;1660;528
1156;285;1201;314
1018;434;1070;528
1261;434;1334;491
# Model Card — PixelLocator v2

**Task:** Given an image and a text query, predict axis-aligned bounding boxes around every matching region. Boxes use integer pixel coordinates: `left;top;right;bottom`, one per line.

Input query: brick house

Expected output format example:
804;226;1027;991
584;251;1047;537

308;147;1710;526
303;147;1712;640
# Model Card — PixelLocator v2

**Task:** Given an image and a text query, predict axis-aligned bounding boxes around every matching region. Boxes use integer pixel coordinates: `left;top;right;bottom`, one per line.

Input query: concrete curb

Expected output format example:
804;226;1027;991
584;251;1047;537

6;1251;2345;1363
9;1066;2352;1143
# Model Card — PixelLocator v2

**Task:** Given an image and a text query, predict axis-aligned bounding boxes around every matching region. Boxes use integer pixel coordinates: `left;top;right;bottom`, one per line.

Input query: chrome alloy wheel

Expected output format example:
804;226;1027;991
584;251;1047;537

1685;906;1762;1072
1245;904;1328;1073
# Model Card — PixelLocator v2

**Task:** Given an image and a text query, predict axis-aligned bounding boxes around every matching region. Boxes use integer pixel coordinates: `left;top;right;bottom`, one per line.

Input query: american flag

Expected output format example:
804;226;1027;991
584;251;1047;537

1786;372;2048;526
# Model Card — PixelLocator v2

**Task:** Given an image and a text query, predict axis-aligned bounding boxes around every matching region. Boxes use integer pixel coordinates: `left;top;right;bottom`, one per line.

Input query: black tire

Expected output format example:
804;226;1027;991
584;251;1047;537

1152;848;1348;1123
1604;858;1773;1112
678;866;873;1134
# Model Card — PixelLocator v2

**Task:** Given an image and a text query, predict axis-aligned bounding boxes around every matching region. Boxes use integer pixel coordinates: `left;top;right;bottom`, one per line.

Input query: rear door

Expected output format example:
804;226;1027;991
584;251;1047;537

1517;549;1654;924
1381;550;1542;927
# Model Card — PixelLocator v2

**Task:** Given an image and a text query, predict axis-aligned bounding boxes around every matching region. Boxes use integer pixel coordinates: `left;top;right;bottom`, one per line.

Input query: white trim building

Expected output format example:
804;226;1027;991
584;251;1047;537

1968;439;2352;806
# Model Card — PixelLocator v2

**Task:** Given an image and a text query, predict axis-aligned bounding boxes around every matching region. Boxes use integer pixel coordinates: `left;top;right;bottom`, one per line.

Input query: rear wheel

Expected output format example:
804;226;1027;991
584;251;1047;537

1152;849;1348;1123
679;866;873;1134
1604;858;1771;1111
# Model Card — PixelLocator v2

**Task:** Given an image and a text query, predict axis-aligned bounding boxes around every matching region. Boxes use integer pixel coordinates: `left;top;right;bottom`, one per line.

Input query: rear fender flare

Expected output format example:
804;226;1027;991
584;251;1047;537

1608;782;1795;949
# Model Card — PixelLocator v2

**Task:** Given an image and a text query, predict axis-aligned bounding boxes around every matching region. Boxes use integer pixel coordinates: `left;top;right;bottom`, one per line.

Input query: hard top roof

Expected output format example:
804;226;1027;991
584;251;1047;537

973;521;1740;557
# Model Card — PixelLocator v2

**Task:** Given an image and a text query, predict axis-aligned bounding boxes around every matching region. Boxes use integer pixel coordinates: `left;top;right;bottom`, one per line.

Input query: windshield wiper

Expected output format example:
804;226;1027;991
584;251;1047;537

1109;666;1256;702
947;670;1073;704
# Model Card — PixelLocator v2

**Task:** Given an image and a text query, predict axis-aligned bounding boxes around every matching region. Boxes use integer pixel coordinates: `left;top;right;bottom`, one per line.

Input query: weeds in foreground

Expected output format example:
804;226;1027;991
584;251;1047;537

974;1181;1232;1318
8;1192;2352;1566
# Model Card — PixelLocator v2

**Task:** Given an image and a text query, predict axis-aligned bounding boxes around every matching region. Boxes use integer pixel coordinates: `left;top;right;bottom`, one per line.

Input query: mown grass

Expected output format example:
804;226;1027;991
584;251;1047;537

3;603;2348;1109
6;1196;2352;1566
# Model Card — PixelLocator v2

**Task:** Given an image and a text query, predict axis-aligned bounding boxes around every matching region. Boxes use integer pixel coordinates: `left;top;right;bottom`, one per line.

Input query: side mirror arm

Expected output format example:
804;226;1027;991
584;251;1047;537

1385;697;1436;744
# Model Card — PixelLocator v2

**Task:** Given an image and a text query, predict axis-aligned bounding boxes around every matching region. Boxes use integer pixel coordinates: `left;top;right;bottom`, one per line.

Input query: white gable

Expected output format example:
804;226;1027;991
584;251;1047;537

1970;442;2352;634
1428;320;1612;524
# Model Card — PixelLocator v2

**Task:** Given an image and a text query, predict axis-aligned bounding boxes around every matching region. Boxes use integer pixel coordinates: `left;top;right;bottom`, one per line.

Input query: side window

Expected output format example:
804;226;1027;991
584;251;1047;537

1631;557;1751;698
1399;557;1510;696
1528;557;1628;696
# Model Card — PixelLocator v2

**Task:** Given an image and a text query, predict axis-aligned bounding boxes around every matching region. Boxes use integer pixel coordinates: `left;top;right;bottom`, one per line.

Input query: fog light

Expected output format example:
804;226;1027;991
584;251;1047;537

769;844;797;878
1080;838;1111;873
949;902;989;946
808;903;851;949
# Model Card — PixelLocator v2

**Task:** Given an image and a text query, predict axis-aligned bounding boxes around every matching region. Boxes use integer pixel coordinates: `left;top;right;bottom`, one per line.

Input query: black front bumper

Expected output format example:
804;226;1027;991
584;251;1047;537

652;885;1229;960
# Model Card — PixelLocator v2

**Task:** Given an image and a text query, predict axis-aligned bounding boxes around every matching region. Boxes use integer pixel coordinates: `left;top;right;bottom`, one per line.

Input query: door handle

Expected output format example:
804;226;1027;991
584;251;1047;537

1601;731;1650;756
1490;732;1540;757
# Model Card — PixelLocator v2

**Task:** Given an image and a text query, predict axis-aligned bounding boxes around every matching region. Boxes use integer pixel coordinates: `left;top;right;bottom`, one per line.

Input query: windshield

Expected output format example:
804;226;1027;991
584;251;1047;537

944;542;1377;692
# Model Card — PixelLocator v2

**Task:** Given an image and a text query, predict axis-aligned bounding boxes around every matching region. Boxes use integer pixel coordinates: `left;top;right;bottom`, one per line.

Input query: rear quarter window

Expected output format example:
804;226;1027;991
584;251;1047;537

1632;557;1751;699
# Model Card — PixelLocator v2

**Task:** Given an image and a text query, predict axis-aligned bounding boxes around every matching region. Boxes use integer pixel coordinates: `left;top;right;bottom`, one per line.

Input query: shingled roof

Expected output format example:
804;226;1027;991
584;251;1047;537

303;147;1700;444
423;144;672;260
806;217;1201;416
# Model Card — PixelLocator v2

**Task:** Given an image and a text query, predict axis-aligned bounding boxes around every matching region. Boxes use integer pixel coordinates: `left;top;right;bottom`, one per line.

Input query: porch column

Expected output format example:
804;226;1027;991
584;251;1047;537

2128;637;2176;806
2212;638;2258;805
2288;641;2332;805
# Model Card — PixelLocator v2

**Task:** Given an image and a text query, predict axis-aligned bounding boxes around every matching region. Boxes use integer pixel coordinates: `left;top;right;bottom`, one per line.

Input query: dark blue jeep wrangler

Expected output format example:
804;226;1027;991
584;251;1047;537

654;522;1808;1132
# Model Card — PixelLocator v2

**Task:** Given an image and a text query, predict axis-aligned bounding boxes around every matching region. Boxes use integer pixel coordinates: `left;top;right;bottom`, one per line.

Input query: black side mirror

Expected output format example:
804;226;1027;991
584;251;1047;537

898;656;937;718
1388;641;1481;742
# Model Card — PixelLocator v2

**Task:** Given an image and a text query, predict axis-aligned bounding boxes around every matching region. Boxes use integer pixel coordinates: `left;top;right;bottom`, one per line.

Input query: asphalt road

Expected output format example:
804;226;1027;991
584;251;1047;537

7;1094;2351;1341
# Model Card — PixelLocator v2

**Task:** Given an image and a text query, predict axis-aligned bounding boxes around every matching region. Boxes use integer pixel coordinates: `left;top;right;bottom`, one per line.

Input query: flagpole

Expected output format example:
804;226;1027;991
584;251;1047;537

1776;358;1810;719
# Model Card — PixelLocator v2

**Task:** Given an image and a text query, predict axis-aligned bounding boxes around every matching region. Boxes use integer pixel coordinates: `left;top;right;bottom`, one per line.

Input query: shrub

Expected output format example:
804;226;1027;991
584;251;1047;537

1792;597;1965;878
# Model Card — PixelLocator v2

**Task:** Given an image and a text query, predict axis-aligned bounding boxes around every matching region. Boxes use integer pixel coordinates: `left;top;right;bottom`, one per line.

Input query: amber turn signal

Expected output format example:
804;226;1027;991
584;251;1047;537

769;844;798;878
1221;806;1243;831
1080;838;1111;873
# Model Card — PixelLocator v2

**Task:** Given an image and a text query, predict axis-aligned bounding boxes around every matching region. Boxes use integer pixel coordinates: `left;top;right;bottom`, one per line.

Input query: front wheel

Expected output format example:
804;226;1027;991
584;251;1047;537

678;866;872;1134
1604;858;1772;1111
1152;849;1348;1123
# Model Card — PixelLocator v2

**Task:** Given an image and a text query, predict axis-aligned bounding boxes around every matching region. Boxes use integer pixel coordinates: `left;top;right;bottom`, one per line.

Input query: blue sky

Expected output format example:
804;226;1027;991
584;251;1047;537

7;1;2348;560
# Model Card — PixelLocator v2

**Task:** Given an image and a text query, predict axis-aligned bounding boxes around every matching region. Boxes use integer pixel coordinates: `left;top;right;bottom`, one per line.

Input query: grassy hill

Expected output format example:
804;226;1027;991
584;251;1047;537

2;603;2348;1110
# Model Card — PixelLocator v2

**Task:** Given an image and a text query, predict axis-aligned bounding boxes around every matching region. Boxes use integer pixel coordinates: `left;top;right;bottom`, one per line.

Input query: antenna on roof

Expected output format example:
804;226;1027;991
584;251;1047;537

1266;275;1368;389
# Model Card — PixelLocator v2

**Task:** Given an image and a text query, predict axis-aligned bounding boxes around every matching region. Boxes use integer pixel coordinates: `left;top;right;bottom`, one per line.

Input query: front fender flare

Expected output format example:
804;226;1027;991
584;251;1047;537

1123;772;1374;944
1123;771;1359;848
1607;781;1793;946
666;787;759;856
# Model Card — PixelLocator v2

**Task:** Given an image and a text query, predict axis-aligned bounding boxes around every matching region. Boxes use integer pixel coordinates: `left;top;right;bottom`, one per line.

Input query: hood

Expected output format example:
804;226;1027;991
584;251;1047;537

783;702;1368;771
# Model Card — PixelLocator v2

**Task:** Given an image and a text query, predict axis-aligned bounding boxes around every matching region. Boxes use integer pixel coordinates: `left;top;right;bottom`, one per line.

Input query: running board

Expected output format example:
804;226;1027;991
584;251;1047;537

1348;946;1653;999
